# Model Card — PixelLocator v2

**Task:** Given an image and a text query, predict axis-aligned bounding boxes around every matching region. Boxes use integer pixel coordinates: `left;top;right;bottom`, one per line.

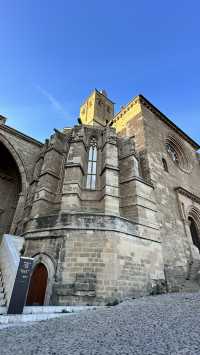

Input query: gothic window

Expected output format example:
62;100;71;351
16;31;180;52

86;138;97;190
162;158;168;172
188;216;200;252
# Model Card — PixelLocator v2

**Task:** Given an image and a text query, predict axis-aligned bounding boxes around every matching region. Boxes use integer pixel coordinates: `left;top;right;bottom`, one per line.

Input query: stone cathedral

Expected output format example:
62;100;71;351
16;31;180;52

0;89;200;306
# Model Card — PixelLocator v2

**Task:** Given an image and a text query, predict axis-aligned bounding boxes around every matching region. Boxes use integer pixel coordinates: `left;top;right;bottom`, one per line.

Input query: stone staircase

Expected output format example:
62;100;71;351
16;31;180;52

0;269;6;306
180;279;200;293
187;260;200;281
181;260;200;293
165;261;200;293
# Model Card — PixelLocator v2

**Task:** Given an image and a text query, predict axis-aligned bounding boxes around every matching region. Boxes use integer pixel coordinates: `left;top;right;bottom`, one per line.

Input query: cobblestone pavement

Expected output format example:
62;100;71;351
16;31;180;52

1;292;200;354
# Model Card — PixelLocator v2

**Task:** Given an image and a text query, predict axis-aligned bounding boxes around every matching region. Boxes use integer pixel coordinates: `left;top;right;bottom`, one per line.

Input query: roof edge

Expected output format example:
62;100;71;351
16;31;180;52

0;124;43;146
112;94;199;150
138;95;200;150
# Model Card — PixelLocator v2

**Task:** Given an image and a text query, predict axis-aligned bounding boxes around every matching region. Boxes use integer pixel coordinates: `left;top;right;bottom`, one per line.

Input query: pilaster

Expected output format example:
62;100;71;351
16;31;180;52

61;126;86;212
101;128;120;215
30;131;68;218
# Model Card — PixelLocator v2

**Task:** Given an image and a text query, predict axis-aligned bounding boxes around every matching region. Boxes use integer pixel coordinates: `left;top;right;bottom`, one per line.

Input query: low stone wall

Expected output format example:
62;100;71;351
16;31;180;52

0;234;24;304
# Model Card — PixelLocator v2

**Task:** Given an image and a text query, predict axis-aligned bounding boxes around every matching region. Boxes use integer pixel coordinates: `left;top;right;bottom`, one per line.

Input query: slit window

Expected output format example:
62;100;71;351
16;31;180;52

162;158;168;172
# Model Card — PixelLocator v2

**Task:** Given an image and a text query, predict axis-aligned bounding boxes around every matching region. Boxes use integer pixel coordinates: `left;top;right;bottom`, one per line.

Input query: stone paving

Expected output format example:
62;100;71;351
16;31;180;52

1;292;200;354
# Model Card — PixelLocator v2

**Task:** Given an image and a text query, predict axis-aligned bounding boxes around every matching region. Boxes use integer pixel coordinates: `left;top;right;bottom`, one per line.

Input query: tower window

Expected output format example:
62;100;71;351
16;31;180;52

162;158;168;172
86;138;97;189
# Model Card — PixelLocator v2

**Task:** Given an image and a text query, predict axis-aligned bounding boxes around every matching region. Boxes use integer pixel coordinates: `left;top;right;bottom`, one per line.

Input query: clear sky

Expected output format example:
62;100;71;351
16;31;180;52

0;0;199;144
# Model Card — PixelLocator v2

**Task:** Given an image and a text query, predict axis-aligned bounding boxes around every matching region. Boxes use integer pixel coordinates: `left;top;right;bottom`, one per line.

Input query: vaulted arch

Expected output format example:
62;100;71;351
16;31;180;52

188;206;200;252
0;134;28;192
0;134;28;235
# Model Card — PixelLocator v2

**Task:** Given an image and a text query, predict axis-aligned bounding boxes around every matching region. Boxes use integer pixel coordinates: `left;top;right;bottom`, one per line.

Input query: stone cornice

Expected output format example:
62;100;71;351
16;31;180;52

119;175;154;188
22;212;160;243
0;123;43;147
39;169;61;180
111;94;200;150
175;187;200;204
64;162;85;175
100;164;119;176
119;151;138;160
112;96;140;123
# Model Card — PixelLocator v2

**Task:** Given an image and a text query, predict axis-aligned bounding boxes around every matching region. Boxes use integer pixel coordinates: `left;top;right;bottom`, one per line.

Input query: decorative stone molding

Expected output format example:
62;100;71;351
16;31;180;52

165;134;192;173
175;187;200;205
0;123;42;146
188;206;200;231
112;97;140;123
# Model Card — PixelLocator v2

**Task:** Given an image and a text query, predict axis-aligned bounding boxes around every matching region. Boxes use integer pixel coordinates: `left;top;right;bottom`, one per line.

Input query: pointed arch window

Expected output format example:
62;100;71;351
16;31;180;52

86;138;97;189
188;216;200;252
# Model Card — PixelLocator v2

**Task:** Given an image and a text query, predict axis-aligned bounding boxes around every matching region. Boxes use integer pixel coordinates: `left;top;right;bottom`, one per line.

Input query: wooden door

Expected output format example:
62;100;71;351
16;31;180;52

26;263;48;306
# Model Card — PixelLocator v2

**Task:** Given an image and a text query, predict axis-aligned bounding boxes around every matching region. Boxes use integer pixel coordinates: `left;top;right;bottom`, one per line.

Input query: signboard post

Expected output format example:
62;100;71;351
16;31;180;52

7;257;34;314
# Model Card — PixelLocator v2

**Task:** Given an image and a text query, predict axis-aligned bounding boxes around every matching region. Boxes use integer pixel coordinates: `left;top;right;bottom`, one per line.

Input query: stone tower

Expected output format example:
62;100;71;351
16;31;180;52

79;89;114;126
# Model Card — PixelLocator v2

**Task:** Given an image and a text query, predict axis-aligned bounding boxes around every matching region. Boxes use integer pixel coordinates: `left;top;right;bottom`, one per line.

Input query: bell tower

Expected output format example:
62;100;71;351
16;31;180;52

79;89;114;127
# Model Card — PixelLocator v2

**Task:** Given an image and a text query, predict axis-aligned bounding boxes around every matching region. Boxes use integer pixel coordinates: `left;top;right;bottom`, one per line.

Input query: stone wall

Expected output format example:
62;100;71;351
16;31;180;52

2;91;199;305
112;95;200;290
140;102;200;282
23;213;164;305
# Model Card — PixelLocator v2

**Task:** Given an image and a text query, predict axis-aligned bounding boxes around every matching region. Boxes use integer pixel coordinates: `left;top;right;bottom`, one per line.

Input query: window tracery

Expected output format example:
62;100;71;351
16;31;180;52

165;135;192;173
166;144;179;164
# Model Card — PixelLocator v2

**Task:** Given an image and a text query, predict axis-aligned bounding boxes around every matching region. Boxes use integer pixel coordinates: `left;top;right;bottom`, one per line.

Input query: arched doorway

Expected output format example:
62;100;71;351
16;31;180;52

0;142;22;235
188;216;200;252
26;263;48;306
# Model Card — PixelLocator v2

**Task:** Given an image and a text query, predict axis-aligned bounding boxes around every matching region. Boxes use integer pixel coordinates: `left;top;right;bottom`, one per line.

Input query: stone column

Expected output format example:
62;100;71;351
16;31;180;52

61;126;86;212
118;136;160;241
101;128;120;215
30;131;67;217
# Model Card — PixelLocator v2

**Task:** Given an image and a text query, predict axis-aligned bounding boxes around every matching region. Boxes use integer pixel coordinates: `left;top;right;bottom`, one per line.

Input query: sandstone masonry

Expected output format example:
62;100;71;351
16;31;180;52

0;90;199;305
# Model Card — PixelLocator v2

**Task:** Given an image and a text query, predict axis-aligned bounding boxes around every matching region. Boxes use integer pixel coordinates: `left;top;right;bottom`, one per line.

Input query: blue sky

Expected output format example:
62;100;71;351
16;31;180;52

0;0;199;144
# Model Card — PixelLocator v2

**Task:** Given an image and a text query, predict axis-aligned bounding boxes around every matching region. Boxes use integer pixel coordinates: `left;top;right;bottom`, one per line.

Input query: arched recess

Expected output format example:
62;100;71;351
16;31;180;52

26;263;48;306
0;133;28;235
26;253;56;306
188;207;200;253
